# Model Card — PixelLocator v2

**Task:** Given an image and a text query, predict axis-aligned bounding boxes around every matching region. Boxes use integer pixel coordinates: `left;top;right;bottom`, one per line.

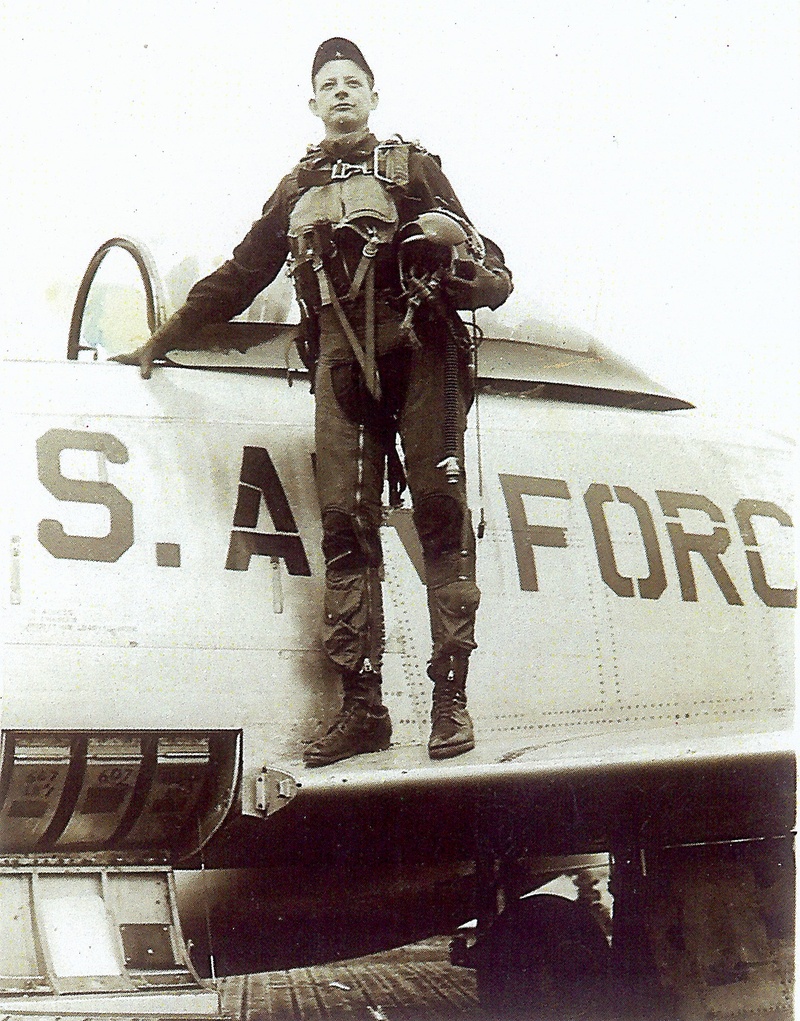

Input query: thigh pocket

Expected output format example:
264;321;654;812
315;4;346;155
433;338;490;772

428;579;481;654
323;570;369;667
331;362;380;426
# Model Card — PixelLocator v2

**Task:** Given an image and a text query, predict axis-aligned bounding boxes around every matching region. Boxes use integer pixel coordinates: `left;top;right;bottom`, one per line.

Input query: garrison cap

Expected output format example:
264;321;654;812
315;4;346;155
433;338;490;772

312;38;374;87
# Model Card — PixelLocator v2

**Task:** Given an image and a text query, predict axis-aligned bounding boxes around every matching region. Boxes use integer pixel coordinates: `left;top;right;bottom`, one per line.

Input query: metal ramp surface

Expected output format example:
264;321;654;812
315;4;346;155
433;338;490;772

219;938;480;1021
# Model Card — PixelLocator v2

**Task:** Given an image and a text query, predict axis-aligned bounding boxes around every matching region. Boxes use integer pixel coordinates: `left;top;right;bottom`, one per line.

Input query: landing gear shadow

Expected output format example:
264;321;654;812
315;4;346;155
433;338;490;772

474;894;618;1021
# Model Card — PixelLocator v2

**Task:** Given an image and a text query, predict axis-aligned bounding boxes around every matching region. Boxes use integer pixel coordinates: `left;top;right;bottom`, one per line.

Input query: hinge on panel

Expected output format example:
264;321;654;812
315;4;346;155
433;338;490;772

10;535;21;604
255;767;299;815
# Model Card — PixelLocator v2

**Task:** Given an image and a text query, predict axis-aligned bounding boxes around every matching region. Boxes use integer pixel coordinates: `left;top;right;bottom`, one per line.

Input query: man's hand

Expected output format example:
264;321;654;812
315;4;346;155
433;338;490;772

111;315;190;379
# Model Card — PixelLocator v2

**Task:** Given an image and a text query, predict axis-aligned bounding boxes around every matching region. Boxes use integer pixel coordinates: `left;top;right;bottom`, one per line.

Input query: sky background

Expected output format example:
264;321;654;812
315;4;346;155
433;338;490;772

1;1;798;437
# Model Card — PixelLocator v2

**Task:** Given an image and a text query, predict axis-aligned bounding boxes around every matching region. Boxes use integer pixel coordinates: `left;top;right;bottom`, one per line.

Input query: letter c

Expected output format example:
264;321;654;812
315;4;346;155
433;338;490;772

734;499;796;608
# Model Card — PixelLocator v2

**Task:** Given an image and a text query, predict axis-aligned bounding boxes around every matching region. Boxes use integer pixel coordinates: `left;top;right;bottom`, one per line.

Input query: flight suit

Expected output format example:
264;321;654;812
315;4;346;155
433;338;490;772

168;128;512;761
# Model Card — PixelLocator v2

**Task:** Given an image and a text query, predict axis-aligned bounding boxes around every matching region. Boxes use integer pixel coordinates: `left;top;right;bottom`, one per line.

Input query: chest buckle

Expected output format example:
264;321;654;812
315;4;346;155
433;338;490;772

330;159;369;180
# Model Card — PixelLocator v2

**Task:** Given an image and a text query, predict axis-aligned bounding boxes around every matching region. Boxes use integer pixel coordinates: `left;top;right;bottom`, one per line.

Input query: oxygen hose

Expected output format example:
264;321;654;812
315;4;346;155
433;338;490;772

470;311;487;538
440;328;461;483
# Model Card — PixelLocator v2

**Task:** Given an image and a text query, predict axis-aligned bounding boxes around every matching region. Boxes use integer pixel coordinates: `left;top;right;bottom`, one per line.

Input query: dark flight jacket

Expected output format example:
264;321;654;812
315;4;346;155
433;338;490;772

174;131;512;349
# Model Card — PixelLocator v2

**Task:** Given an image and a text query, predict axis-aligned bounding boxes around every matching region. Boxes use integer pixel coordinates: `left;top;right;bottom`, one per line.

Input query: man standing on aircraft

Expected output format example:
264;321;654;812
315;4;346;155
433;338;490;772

118;39;512;766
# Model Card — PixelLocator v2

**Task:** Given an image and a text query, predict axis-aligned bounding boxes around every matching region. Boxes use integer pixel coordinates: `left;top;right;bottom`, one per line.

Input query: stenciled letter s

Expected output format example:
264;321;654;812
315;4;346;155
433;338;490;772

37;428;133;563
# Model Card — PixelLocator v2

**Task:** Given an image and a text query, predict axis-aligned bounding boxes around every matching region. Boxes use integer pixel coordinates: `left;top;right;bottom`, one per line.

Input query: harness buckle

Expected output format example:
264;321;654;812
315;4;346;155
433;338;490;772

331;159;369;180
373;140;410;187
362;230;381;259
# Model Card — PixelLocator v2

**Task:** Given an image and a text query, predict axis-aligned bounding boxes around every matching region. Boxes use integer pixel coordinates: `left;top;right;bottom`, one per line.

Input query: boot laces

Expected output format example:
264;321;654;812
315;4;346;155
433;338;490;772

432;688;467;723
326;696;373;735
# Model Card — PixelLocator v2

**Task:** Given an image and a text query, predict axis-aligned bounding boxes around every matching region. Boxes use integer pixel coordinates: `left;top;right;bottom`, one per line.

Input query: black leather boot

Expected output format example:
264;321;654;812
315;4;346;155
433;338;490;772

427;653;475;760
304;669;392;767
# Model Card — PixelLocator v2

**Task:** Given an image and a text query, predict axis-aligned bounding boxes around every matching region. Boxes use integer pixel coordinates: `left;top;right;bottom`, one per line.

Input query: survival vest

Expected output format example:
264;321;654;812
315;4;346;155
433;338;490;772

287;139;415;398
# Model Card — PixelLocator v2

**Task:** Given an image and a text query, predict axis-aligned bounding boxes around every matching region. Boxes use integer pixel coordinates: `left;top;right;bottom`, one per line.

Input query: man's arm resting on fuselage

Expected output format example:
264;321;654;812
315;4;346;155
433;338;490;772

114;173;296;377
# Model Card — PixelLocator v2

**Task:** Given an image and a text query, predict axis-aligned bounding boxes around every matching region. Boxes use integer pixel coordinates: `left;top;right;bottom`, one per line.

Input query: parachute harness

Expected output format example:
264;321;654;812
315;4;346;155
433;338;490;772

288;145;490;498
287;139;415;401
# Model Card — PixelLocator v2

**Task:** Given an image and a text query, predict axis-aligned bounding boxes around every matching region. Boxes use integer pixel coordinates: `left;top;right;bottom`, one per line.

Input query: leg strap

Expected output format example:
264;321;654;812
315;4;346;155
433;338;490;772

322;263;382;401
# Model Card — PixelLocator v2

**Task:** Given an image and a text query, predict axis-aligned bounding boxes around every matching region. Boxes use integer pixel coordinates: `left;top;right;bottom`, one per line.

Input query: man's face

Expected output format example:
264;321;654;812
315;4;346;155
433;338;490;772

309;59;378;137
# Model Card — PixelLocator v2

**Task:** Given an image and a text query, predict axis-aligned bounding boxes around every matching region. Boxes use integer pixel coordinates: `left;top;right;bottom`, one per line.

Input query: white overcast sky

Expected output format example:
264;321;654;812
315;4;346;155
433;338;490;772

1;1;798;437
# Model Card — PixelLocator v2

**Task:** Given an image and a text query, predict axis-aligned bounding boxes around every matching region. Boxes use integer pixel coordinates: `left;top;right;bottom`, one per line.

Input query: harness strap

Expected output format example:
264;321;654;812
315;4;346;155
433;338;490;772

311;249;333;306
364;259;376;397
345;231;381;302
325;265;382;401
